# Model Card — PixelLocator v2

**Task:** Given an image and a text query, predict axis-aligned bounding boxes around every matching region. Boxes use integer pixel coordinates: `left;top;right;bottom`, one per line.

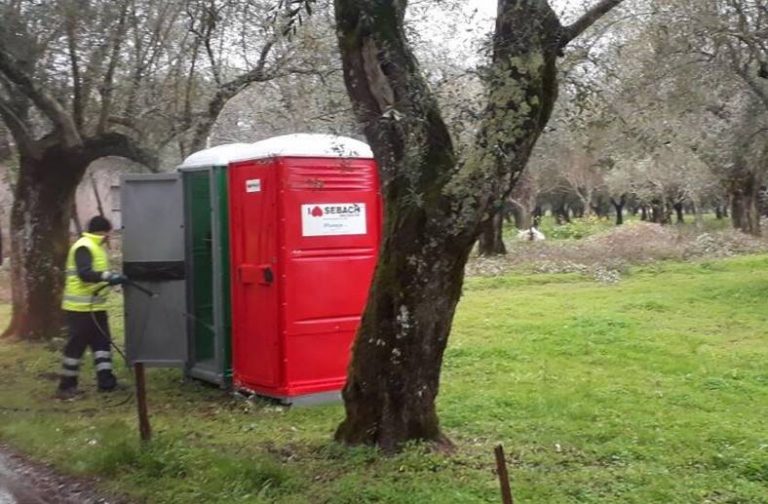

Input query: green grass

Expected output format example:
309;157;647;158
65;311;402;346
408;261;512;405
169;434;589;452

536;215;615;239
1;255;768;502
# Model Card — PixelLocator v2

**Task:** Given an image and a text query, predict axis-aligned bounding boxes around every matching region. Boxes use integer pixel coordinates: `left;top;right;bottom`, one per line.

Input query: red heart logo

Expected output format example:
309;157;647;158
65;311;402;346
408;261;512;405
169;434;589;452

311;206;323;217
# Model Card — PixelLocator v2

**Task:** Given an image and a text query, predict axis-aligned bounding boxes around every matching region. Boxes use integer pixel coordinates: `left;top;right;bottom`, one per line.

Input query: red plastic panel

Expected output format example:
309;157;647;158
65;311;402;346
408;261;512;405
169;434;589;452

283;330;356;394
280;157;380;395
229;155;381;399
229;160;281;389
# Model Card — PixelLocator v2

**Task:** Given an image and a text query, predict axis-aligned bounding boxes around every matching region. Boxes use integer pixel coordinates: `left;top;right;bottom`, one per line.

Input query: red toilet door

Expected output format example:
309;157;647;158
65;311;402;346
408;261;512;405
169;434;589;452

229;160;282;390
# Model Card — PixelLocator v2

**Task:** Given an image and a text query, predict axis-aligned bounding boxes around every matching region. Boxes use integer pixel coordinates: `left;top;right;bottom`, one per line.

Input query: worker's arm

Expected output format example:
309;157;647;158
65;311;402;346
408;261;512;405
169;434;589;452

74;246;104;283
74;246;127;285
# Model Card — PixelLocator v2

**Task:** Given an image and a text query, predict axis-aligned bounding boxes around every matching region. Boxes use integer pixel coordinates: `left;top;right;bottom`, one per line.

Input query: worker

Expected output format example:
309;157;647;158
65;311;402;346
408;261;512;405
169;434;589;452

56;216;127;399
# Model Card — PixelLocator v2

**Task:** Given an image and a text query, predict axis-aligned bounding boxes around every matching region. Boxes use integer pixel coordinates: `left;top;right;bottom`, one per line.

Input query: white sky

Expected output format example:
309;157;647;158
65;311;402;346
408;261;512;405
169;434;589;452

467;0;596;24
409;1;604;70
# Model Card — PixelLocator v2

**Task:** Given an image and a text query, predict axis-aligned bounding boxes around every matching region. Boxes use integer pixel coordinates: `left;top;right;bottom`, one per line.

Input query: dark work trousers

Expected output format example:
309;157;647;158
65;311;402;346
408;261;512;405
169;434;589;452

58;311;117;391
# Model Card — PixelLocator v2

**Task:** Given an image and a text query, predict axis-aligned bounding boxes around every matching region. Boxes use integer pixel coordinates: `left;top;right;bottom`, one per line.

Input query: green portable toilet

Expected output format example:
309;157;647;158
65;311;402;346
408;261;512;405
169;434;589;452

178;143;258;386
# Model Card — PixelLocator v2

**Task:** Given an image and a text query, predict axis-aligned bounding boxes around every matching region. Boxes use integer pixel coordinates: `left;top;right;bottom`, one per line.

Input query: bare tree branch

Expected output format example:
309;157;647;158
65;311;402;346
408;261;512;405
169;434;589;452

0;43;82;147
124;2;184;117
189;38;276;150
181;30;203;134
0;96;35;155
559;0;625;48
64;10;84;129
80;132;159;172
97;1;129;134
740;68;768;109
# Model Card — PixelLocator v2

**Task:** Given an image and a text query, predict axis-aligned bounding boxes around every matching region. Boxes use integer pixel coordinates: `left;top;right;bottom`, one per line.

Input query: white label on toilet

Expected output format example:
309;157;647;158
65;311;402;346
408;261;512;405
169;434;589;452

302;203;367;236
245;179;261;193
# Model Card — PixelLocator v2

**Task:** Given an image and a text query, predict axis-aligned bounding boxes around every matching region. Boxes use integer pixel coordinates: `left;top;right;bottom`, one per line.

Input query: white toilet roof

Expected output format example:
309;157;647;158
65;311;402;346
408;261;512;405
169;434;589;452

179;134;373;169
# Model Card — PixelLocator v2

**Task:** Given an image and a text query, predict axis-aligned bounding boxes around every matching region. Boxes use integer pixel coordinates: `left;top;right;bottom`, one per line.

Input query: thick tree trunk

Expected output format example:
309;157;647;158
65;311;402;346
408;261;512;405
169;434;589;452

554;202;571;224
3;151;83;340
715;205;723;220
610;197;625;226
3;133;155;341
511;203;532;230
640;206;648;221
580;196;592;217
673;202;685;224
478;213;507;256
336;222;470;451
503;202;513;223
333;0;621;451
508;170;535;230
729;172;761;236
650;199;669;224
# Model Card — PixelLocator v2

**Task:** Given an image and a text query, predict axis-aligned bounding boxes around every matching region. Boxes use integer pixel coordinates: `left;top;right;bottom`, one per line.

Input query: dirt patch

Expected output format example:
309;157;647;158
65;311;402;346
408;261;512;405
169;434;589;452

0;445;129;504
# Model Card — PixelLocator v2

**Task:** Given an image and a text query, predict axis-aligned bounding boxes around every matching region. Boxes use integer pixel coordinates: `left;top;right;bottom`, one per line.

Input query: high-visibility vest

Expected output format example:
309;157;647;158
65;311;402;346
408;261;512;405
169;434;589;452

62;232;110;312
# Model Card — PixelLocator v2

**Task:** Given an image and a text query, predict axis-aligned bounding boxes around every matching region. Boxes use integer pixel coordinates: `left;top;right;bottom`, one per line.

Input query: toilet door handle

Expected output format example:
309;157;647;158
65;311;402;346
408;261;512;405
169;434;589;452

260;266;274;285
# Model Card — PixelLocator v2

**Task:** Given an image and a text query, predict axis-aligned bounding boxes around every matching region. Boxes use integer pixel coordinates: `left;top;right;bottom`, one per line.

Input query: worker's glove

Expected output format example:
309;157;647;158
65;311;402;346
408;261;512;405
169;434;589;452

101;271;127;285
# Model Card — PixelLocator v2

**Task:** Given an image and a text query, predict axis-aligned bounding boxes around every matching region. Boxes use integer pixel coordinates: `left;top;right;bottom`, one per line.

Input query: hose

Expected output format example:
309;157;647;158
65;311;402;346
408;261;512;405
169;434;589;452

5;278;212;415
91;284;130;366
0;392;134;415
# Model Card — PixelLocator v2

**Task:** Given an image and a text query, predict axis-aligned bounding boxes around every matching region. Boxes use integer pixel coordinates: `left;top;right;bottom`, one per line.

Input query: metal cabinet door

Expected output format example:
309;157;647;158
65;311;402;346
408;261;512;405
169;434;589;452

121;174;187;366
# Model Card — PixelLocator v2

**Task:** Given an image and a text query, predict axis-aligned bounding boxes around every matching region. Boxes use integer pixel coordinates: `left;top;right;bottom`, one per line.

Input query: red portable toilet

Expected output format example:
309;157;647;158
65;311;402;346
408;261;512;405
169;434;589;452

227;134;381;404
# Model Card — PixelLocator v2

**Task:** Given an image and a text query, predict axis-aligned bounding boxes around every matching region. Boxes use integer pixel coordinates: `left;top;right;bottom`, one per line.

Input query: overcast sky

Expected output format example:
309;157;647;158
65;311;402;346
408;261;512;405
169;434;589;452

467;0;594;24
409;0;596;69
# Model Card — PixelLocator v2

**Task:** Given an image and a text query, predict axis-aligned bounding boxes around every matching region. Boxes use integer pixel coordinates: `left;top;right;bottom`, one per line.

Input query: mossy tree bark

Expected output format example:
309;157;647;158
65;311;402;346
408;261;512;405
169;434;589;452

729;170;762;236
333;0;624;451
509;170;536;231
1;134;156;340
0;14;161;340
478;213;507;256
5;150;78;340
673;202;685;224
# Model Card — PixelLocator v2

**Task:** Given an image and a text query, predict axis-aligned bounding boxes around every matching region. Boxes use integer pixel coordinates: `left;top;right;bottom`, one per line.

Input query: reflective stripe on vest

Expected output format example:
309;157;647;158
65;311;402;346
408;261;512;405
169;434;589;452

62;232;110;312
62;294;108;304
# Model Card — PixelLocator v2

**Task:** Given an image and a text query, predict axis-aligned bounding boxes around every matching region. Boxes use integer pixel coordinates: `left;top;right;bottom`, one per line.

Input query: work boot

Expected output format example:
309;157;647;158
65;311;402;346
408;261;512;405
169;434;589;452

57;375;78;394
55;387;82;400
97;370;119;392
99;382;128;393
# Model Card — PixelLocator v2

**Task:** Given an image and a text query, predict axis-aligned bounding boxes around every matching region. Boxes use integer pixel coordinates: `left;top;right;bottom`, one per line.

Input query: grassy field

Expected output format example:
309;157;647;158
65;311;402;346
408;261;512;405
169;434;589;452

1;255;767;503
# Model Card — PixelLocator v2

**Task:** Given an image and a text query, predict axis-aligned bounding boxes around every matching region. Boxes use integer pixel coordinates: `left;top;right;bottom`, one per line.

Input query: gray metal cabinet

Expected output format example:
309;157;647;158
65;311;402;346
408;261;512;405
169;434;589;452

121;174;188;366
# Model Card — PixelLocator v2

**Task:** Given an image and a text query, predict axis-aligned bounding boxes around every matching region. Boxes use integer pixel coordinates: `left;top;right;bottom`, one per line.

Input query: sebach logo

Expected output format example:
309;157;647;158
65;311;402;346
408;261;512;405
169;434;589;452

308;204;362;218
302;202;367;237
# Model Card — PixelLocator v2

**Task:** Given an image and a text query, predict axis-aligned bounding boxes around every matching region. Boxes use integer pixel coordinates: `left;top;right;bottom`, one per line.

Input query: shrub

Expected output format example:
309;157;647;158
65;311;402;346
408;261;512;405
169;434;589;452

539;216;614;240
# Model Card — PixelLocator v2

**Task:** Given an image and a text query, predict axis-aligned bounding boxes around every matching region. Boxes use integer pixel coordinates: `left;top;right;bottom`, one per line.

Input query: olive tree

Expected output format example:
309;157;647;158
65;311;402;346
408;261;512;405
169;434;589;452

0;0;322;340
332;0;624;451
